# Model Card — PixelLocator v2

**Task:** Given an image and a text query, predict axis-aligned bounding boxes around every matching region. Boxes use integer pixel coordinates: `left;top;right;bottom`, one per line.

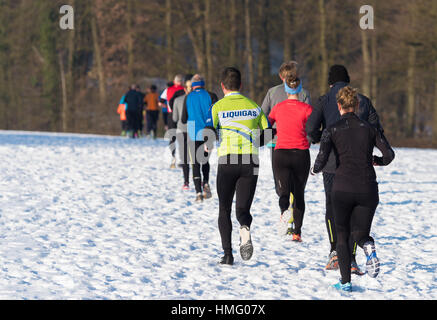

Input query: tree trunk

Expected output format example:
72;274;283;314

406;45;416;138
361;30;371;97
205;0;213;89
318;0;328;95
91;12;106;106
63;0;75;132
39;2;59;131
126;0;134;83
66;0;75;131
229;0;237;66
177;2;205;75
193;2;206;75
434;61;437;143
371;31;378;109
244;0;254;98
283;0;292;62
165;0;173;80
257;0;270;101
59;52;68;132
0;1;9;129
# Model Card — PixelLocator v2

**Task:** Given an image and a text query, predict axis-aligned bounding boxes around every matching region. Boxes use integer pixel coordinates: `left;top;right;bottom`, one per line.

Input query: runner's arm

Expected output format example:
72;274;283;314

373;129;395;166
312;128;333;173
305;96;324;144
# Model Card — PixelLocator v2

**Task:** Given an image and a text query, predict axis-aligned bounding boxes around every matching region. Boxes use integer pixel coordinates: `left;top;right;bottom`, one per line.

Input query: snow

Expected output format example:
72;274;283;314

0;130;436;300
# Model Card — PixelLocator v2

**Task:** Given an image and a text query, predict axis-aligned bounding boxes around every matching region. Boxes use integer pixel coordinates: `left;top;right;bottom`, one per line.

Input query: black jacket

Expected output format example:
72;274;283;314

313;112;395;193
306;82;383;173
124;89;142;112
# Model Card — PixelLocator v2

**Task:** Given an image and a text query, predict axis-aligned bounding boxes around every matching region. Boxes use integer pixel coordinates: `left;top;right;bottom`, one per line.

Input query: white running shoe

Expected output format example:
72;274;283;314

239;225;253;261
278;210;292;236
363;241;380;278
170;157;176;169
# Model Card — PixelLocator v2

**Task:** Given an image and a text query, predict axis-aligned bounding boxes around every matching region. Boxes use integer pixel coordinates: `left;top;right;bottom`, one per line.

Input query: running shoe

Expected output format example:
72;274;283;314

219;254;234;265
325;250;339;270
363;241;380;278
203;183;212;199
239;225;253;261
278;210;292;235
351;260;365;276
170;157;176;169
182;183;189;191
195;192;203;203
332;281;352;292
291;233;302;242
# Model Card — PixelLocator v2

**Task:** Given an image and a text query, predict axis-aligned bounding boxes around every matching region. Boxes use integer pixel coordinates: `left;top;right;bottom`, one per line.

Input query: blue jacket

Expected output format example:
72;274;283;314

182;88;218;141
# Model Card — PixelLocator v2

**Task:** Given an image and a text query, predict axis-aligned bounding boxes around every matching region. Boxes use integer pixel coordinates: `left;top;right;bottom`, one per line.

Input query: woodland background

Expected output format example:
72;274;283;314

0;0;436;147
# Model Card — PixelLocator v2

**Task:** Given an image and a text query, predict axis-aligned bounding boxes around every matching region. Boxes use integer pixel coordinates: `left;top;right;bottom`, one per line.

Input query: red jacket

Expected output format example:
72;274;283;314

268;99;313;150
166;84;184;112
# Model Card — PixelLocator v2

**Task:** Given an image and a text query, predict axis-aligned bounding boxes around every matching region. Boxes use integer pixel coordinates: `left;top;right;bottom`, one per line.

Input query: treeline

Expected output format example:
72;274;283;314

0;0;436;147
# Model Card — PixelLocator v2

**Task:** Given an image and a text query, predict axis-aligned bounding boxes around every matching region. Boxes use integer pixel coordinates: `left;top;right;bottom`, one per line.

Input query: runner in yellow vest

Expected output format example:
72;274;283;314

205;67;271;265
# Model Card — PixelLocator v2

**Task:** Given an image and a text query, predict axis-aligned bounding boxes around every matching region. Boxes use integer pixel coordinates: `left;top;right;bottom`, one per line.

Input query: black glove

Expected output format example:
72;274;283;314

373;155;383;166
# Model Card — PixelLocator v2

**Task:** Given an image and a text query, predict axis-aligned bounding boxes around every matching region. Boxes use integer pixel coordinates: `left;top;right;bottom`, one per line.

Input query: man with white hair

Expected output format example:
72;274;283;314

164;74;185;168
172;74;193;190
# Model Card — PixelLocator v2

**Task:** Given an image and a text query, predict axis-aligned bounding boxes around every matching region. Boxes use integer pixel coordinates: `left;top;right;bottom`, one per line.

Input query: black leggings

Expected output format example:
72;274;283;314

332;190;378;283
324;173;359;259
126;110;140;134
188;140;210;193
177;131;190;184
323;173;336;252
217;156;259;255
269;148;280;196
272;149;310;235
146;110;159;135
168;116;177;157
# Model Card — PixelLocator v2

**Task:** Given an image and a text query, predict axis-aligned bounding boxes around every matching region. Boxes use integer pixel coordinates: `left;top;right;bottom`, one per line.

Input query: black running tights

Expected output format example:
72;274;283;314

177;132;190;184
217;157;258;255
272;149;310;235
332;190;378;284
188;140;210;193
324;173;362;261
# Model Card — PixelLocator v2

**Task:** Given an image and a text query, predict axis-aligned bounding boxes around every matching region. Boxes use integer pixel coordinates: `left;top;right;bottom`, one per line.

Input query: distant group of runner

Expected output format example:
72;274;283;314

116;61;395;292
117;84;161;139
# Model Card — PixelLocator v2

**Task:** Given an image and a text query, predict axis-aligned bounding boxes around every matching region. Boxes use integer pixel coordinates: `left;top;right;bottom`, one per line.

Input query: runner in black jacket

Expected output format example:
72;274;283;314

312;86;394;291
305;65;383;272
124;85;143;138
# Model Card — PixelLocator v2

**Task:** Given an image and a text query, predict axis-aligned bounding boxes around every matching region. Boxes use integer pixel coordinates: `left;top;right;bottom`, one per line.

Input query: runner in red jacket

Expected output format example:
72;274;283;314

268;72;313;242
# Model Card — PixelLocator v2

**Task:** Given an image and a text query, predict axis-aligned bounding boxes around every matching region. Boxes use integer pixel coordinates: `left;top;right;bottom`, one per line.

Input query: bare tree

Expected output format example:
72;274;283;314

361;29;371;97
91;9;106;106
318;0;328;95
229;0;237;66
205;0;213;89
244;0;255;98
165;0;173;80
283;0;293;61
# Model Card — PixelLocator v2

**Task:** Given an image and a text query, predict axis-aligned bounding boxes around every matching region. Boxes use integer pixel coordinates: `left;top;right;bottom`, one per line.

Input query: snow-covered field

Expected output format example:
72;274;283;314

0;130;435;300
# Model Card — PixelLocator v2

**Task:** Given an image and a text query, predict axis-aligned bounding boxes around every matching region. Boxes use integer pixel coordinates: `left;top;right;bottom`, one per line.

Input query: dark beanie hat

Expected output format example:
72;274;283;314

328;65;350;85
